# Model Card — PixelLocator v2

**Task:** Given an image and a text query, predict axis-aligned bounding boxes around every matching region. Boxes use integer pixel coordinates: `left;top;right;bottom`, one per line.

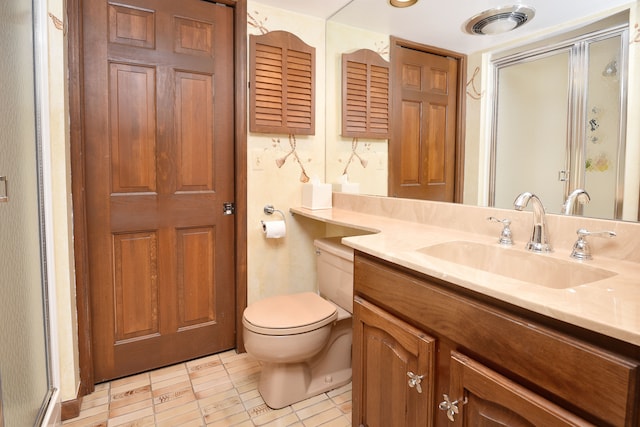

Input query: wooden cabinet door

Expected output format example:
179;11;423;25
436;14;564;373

446;351;595;426
353;297;436;427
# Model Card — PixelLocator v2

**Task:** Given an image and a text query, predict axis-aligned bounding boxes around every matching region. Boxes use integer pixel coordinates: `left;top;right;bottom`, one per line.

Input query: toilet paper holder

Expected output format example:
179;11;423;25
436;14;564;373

263;204;286;222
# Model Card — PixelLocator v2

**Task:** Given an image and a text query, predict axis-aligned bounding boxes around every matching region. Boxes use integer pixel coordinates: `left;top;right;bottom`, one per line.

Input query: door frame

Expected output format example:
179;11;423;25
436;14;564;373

389;36;466;203
66;0;247;407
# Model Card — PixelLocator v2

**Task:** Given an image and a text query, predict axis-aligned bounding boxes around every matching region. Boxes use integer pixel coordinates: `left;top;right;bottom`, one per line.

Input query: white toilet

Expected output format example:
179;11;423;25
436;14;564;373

242;237;354;409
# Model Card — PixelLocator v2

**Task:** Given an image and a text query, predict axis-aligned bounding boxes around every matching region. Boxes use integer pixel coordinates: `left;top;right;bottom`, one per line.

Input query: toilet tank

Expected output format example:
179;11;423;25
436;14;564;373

314;237;354;313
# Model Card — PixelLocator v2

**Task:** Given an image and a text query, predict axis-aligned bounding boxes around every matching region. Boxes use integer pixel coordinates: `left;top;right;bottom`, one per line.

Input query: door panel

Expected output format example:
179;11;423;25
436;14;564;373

175;72;214;191
109;63;157;193
84;0;235;381
400;101;421;185
390;44;458;201
113;232;159;341
425;104;446;184
176;226;216;328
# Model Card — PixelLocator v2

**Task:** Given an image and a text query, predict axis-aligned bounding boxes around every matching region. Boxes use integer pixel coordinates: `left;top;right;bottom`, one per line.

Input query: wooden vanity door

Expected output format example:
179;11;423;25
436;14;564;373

353;297;436;427
447;351;594;426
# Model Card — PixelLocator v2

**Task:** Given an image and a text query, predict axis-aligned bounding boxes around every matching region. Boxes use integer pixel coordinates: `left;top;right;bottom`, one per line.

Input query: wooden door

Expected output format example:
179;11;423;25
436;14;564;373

389;41;458;201
446;351;594;426
352;297;435;427
83;0;236;381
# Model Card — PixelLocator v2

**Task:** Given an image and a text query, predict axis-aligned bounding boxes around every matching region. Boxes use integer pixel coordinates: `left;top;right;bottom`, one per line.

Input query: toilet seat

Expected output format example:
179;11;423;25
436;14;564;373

243;292;338;336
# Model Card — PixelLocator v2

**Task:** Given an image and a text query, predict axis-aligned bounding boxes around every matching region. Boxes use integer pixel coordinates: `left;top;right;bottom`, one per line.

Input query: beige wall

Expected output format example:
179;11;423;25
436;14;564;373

246;2;328;304
47;0;80;403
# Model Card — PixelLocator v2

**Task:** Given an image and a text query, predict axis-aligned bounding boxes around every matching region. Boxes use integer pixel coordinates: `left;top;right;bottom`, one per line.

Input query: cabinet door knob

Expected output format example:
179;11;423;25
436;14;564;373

438;394;467;422
407;371;424;393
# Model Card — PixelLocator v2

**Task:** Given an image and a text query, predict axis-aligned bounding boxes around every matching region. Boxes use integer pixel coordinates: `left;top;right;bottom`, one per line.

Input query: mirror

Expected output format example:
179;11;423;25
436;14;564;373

491;19;633;220
325;1;640;221
325;20;390;196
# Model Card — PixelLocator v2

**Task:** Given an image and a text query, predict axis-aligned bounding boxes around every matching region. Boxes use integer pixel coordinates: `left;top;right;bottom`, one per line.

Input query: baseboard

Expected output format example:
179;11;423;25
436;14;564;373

60;394;82;421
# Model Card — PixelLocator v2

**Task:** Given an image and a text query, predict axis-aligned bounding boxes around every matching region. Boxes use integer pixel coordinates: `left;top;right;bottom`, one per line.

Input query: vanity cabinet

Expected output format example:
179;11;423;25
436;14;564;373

353;251;640;427
352;296;436;427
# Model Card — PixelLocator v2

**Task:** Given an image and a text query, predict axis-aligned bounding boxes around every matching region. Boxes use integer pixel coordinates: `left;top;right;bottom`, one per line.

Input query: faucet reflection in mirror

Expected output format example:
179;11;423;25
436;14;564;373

563;189;591;215
513;192;552;253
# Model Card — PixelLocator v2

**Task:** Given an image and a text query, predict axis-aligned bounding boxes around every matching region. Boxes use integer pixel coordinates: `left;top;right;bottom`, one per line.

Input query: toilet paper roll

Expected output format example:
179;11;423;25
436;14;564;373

262;220;286;238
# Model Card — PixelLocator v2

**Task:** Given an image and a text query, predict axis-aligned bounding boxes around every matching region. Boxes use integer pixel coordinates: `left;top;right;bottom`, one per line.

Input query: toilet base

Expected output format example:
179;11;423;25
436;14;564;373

259;364;351;410
258;318;352;409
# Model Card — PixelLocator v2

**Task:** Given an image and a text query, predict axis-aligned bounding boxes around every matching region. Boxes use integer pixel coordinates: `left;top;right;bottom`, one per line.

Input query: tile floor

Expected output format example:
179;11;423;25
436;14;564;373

62;350;352;427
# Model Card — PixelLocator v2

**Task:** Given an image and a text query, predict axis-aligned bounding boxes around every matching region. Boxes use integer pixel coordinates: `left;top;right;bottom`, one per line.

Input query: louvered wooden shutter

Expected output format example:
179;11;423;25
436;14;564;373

342;49;390;138
250;31;315;135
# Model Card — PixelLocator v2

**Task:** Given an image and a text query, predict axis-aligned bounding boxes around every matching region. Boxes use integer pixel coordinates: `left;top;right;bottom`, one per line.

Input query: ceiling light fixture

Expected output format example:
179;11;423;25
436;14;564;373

464;5;535;35
389;0;418;8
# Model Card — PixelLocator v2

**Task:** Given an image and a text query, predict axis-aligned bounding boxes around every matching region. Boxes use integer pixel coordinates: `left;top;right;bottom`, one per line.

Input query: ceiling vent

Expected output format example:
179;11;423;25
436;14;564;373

464;5;535;35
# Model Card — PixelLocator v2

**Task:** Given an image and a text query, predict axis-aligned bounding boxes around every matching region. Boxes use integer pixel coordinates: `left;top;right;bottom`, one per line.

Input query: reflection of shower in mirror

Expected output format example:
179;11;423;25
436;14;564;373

602;59;618;77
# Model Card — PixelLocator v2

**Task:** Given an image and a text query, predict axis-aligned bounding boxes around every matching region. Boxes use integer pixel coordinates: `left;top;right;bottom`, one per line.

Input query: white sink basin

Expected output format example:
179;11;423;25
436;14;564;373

416;241;616;289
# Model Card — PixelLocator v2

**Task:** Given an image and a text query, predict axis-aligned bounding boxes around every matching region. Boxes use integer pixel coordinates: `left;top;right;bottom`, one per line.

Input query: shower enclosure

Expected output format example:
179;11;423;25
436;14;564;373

0;0;58;424
490;20;629;220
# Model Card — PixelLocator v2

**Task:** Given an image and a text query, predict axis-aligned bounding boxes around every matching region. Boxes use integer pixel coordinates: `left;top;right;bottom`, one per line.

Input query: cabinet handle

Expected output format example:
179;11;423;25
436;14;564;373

407;371;424;393
438;394;467;422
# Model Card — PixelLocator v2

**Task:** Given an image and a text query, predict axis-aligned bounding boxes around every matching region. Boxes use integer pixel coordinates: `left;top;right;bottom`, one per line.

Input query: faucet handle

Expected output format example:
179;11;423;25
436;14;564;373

487;217;513;246
570;228;616;260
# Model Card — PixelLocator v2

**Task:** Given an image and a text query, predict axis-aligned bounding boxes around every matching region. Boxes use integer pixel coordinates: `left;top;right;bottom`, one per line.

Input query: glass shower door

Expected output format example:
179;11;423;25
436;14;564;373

492;50;571;213
491;24;628;220
0;0;54;425
581;34;626;219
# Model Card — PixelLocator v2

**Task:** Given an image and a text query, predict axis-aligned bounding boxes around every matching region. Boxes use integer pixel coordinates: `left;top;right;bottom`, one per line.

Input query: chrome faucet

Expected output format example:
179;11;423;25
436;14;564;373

562;189;590;215
513;192;552;253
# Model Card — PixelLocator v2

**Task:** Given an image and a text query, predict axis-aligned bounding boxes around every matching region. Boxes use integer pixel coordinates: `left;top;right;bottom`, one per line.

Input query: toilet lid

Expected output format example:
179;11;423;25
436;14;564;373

243;292;338;335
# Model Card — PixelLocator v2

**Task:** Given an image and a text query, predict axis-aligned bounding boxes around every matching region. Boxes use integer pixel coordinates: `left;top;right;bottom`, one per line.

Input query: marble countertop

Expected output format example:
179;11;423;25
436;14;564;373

291;205;640;347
